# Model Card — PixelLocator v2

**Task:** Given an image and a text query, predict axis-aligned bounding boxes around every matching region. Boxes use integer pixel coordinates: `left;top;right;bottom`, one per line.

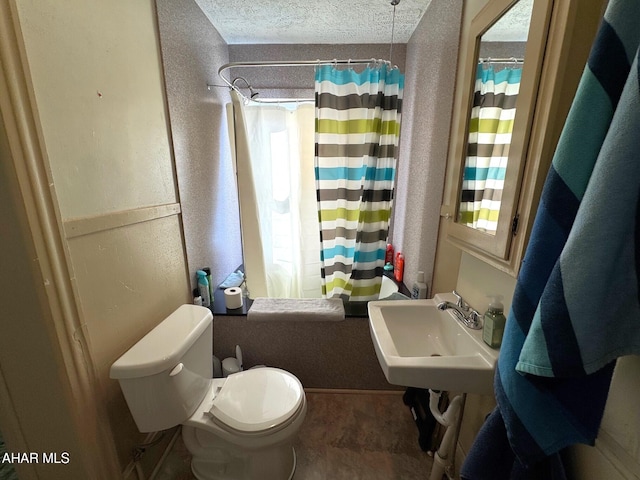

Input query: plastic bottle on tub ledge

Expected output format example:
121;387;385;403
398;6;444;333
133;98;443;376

202;267;214;304
411;271;428;299
193;288;203;306
384;243;395;272
394;252;404;283
385;243;394;264
196;270;211;307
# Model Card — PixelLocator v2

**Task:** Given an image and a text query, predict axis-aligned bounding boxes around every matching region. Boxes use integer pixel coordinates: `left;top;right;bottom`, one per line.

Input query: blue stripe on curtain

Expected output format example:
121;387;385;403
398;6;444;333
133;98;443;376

479;65;522;85
320;247;387;264
315;167;396;181
463;166;507;180
315;64;406;88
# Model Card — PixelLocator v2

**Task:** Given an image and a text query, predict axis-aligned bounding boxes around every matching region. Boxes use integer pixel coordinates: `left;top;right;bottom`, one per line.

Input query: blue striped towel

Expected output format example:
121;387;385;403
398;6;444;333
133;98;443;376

464;0;640;475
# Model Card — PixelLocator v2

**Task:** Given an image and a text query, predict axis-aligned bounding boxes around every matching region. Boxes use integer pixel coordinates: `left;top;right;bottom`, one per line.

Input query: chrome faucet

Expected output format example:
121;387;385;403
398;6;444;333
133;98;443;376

437;291;482;330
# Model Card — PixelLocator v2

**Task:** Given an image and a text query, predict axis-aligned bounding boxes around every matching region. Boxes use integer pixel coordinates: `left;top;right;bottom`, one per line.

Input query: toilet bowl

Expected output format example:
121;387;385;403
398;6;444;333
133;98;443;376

183;369;306;480
110;305;306;480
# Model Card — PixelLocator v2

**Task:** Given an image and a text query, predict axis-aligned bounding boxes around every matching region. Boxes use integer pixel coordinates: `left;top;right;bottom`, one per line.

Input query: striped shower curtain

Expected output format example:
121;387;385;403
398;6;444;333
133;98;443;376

459;64;521;233
315;64;404;301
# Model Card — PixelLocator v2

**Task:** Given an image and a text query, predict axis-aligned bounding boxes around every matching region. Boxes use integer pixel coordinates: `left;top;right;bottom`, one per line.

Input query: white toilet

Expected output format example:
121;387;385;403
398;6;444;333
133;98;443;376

110;304;306;480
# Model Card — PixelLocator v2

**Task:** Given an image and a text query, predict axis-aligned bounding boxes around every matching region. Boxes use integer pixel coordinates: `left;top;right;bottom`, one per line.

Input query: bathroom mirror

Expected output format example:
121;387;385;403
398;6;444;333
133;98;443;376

445;0;552;261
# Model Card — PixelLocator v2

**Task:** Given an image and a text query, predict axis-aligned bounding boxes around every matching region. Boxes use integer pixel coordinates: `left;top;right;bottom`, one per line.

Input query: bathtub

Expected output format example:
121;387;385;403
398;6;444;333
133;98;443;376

212;274;405;390
379;275;400;299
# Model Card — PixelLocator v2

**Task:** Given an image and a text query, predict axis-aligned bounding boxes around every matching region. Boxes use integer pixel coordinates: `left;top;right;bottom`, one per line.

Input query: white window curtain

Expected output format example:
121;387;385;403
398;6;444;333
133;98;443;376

228;91;321;298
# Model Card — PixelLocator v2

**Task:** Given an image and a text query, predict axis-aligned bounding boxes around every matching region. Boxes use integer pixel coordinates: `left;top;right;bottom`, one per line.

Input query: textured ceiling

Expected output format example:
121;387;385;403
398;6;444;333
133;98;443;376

193;0;432;44
193;0;534;45
483;0;534;42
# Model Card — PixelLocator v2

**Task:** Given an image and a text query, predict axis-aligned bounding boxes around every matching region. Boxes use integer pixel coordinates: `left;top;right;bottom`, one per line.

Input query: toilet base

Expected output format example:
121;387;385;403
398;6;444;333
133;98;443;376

182;424;299;480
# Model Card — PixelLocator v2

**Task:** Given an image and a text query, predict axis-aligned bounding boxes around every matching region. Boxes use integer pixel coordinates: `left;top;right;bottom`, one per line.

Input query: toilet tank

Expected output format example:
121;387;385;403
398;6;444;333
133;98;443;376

110;304;213;432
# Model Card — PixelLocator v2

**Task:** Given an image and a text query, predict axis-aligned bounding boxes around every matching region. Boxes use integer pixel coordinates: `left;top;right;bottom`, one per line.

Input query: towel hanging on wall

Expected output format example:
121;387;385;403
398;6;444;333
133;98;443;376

463;0;640;475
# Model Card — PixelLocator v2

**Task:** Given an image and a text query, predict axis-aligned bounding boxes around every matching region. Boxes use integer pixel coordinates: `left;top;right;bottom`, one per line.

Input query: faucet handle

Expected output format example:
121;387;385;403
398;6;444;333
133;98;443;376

452;290;469;311
467;310;483;329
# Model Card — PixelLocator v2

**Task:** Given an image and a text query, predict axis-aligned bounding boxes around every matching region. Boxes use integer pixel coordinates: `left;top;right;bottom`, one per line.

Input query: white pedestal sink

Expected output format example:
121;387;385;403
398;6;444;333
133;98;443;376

368;292;499;395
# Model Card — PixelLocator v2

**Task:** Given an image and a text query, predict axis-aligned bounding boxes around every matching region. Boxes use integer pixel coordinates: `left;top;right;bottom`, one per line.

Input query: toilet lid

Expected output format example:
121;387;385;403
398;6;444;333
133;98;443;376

209;367;304;433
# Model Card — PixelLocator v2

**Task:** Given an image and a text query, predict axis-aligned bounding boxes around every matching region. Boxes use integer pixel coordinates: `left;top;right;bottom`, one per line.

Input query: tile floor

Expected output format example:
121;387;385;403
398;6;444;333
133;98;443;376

155;391;435;480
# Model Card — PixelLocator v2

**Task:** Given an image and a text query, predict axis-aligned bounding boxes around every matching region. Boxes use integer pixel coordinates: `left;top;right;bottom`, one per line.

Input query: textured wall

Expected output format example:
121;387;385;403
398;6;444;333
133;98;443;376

391;0;463;293
157;0;243;289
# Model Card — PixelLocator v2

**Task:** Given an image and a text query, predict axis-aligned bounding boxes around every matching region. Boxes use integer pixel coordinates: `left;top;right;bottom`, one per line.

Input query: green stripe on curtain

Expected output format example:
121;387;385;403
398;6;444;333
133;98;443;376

322;278;385;298
316;119;401;136
315;63;404;301
471;117;516;134
318;208;391;223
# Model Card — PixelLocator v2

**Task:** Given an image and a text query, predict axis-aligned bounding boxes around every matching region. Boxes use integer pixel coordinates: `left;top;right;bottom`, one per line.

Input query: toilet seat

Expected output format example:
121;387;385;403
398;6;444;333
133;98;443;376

208;367;304;434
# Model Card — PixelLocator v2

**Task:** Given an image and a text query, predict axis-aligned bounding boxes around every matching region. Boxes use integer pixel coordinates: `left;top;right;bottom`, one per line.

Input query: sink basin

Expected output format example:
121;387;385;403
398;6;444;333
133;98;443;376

368;293;499;395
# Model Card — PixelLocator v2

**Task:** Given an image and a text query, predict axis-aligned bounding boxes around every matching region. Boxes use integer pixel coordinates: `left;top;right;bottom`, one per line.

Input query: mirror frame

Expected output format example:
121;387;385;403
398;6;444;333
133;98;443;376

445;0;553;260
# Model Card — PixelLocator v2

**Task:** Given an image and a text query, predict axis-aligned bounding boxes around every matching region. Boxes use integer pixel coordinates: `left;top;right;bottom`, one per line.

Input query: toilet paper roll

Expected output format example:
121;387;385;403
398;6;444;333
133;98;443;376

224;287;243;309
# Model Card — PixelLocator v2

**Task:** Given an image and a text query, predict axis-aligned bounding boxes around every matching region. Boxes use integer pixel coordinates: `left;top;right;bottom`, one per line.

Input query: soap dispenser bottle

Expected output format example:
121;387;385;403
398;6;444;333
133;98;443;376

482;295;506;348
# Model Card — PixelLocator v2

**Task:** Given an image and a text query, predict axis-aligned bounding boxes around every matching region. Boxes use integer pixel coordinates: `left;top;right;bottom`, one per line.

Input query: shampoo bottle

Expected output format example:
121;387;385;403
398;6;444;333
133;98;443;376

411;271;428;299
196;270;211;307
385;243;394;265
203;267;214;305
482;295;506;348
394;252;404;283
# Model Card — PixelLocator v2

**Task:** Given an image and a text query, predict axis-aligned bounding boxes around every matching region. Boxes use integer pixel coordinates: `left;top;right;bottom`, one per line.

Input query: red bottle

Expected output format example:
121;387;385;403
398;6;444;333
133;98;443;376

385;243;394;265
394;252;404;283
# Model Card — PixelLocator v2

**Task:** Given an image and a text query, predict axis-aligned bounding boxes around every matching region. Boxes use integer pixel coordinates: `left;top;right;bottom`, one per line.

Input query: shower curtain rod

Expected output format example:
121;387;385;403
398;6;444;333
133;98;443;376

218;58;391;85
212;58;393;100
478;57;524;64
